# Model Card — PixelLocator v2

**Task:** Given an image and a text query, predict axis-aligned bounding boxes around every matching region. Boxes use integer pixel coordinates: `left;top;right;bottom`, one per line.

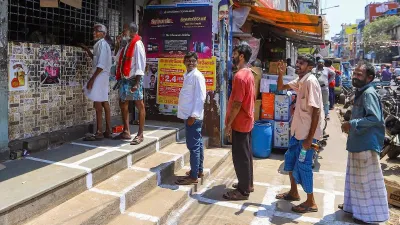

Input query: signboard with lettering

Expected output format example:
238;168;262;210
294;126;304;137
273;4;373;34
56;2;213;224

142;6;213;59
365;2;399;24
157;57;216;105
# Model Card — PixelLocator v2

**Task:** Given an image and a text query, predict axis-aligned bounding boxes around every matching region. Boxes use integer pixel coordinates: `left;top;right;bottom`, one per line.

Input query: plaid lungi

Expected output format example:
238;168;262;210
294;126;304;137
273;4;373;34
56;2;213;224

343;150;389;223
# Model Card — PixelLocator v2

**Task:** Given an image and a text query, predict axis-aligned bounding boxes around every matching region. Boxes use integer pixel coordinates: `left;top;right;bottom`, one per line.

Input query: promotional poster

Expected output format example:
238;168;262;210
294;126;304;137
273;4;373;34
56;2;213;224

157;57;216;105
9;60;29;91
142;6;213;59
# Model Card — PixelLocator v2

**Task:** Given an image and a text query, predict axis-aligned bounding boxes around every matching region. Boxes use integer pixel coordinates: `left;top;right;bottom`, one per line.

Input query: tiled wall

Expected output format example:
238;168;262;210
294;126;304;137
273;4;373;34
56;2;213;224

8;42;120;141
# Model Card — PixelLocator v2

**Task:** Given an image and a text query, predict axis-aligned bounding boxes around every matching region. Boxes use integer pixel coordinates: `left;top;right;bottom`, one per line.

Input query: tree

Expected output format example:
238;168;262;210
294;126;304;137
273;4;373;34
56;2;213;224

363;16;400;62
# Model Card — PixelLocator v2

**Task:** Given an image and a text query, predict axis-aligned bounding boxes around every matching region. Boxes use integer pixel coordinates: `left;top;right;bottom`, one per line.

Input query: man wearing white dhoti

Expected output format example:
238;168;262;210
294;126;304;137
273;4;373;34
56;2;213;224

340;62;389;224
81;24;113;141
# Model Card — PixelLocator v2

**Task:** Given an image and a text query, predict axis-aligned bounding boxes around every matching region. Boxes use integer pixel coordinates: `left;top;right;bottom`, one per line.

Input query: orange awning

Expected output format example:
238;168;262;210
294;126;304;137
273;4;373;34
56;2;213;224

234;2;323;37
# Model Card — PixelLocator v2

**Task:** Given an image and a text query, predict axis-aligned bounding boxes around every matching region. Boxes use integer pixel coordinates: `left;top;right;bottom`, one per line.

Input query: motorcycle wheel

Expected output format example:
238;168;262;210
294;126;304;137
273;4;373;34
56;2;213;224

339;94;346;105
387;149;400;159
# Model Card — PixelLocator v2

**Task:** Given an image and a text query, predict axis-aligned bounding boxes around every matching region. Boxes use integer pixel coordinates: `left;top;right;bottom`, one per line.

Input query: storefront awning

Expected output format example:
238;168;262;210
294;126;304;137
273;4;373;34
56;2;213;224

234;3;324;39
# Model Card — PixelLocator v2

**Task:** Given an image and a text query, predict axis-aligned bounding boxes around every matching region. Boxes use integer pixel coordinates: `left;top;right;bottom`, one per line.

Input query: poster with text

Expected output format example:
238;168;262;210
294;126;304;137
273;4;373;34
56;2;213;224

142;6;213;59
157;57;216;105
9;60;29;91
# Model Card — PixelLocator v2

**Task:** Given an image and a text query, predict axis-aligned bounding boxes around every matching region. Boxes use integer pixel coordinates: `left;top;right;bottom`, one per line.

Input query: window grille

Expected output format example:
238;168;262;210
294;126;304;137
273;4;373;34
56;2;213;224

8;0;123;46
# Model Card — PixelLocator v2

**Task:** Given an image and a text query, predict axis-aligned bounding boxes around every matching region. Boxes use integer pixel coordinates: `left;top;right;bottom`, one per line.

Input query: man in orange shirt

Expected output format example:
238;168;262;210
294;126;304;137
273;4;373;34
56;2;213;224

223;43;255;200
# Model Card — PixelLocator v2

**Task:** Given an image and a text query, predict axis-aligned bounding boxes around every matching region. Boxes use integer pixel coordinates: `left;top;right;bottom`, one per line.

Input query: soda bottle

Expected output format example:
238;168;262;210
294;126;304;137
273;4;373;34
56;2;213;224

299;148;307;162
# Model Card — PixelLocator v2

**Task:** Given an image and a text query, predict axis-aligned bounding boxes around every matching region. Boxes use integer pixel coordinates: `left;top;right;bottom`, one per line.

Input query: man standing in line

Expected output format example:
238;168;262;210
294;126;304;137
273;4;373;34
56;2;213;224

175;52;206;185
313;59;335;120
81;24;113;141
339;62;389;224
114;22;147;145
223;43;255;200
324;59;337;110
275;54;324;213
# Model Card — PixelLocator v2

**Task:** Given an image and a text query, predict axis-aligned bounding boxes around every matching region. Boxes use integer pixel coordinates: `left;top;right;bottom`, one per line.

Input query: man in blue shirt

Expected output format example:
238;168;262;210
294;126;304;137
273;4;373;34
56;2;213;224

381;66;392;82
339;62;389;224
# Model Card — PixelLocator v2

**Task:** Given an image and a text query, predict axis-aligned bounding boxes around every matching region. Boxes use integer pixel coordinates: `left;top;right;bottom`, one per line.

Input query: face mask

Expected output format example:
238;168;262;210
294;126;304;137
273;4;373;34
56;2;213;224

352;78;367;88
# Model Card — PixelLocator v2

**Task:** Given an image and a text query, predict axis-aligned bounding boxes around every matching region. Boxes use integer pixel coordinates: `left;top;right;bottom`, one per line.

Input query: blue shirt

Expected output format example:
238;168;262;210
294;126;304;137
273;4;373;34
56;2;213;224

381;69;392;81
346;83;385;153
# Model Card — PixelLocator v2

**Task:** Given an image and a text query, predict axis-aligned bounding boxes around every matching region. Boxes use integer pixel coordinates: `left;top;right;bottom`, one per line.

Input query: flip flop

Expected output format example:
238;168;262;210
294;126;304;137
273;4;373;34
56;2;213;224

222;189;249;201
175;176;198;185
129;120;139;125
130;136;144;145
185;170;205;178
232;183;254;192
113;132;131;140
275;192;301;201
83;133;104;141
291;203;318;213
103;131;113;139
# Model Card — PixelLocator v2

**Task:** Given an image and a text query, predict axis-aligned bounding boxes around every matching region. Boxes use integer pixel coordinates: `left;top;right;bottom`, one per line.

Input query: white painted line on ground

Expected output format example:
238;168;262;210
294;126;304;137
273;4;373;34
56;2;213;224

144;135;160;151
86;173;93;189
130;166;151;172
127;154;132;168
145;127;164;136
70;142;108;150
25;157;92;173
126;212;160;224
72;149;114;165
160;184;192;192
322;174;336;222
121;172;155;194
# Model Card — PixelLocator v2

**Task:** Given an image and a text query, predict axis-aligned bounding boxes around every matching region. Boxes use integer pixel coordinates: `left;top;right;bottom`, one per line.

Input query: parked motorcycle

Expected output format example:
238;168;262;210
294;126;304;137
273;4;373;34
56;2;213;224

380;114;400;159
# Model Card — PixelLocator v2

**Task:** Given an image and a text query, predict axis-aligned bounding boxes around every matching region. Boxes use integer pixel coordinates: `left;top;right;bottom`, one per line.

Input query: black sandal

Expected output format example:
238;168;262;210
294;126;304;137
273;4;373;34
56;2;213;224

232;183;254;192
83;133;104;141
292;203;318;213
275;192;301;201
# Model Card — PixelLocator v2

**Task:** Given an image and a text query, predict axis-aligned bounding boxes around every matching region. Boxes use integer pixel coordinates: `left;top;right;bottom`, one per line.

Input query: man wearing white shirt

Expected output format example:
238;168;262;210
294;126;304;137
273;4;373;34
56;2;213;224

81;24;112;140
175;52;206;185
313;59;335;119
114;23;147;145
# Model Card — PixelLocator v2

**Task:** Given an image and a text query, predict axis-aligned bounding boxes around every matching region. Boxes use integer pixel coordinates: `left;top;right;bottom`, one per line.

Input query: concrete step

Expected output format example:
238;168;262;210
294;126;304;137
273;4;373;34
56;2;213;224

0;121;186;225
106;148;231;225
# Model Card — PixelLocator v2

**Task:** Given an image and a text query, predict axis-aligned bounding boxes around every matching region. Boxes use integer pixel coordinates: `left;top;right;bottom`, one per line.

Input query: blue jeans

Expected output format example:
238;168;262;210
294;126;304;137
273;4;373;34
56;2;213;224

185;119;204;179
284;136;316;194
329;87;335;109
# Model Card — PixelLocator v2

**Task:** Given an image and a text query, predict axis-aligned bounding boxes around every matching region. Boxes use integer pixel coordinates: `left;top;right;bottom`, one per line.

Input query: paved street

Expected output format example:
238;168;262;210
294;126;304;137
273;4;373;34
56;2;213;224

167;109;399;225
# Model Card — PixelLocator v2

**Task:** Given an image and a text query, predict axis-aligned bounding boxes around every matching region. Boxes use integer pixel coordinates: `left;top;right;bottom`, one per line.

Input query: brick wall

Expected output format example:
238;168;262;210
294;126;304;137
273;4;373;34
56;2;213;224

8;42;120;141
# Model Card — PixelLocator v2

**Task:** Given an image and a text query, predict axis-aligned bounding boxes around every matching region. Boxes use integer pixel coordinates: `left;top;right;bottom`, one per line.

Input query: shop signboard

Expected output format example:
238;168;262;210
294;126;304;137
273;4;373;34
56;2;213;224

142;6;213;59
157;57;216;105
365;2;399;24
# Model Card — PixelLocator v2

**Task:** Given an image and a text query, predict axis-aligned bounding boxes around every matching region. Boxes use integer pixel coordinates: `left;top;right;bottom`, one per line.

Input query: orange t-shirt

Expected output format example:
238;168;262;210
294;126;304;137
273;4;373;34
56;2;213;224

226;68;255;133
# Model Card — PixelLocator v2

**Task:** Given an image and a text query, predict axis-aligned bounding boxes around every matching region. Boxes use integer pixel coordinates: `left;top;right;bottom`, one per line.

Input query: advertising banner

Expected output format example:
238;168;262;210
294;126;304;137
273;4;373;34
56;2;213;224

9;60;29;91
157;57;216;105
142;6;213;59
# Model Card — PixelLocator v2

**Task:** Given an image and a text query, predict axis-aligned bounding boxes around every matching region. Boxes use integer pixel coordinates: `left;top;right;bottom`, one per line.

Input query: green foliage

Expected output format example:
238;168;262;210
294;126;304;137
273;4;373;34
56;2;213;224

363;16;400;62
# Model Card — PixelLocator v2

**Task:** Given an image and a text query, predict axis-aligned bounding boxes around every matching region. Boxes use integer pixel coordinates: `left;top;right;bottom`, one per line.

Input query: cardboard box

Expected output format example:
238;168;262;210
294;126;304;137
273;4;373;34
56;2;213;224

269;62;287;75
274;94;292;122
251;67;262;100
254;99;261;121
273;121;290;148
385;178;400;207
261;93;274;120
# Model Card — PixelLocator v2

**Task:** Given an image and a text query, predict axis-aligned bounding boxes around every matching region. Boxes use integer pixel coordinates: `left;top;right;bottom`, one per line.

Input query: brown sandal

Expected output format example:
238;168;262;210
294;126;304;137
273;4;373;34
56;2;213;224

275;192;301;201
130;136;144;145
232;183;254;192
103;131;113;139
222;189;249;201
291;203;318;213
83;132;104;141
185;171;205;178
113;132;131;140
175;176;198;185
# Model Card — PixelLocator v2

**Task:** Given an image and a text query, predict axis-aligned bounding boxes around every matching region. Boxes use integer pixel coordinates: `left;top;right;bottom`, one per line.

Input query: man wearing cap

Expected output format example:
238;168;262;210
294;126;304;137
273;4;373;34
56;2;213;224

313;59;335;120
81;24;113;141
114;22;147;145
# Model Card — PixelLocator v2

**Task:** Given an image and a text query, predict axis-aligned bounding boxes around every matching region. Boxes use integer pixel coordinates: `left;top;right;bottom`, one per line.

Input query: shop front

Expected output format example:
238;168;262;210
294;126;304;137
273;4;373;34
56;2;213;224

223;2;324;147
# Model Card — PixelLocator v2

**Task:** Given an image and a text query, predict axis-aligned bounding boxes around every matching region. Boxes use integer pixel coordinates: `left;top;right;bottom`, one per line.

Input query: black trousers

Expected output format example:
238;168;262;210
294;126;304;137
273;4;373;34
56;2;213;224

232;130;254;194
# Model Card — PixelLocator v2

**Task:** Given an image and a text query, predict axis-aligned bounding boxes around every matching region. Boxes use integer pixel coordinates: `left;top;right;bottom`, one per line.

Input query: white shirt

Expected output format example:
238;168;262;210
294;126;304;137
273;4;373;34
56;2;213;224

116;39;146;79
177;68;206;120
92;38;112;75
312;67;335;91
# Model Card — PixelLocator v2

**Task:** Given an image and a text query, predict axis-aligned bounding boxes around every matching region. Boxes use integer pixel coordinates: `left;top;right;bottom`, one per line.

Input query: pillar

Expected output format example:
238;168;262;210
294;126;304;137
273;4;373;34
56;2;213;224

0;0;9;161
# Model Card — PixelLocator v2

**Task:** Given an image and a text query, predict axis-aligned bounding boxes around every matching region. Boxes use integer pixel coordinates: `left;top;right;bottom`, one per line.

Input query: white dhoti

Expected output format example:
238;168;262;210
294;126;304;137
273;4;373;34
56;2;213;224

343;150;389;223
83;73;110;102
